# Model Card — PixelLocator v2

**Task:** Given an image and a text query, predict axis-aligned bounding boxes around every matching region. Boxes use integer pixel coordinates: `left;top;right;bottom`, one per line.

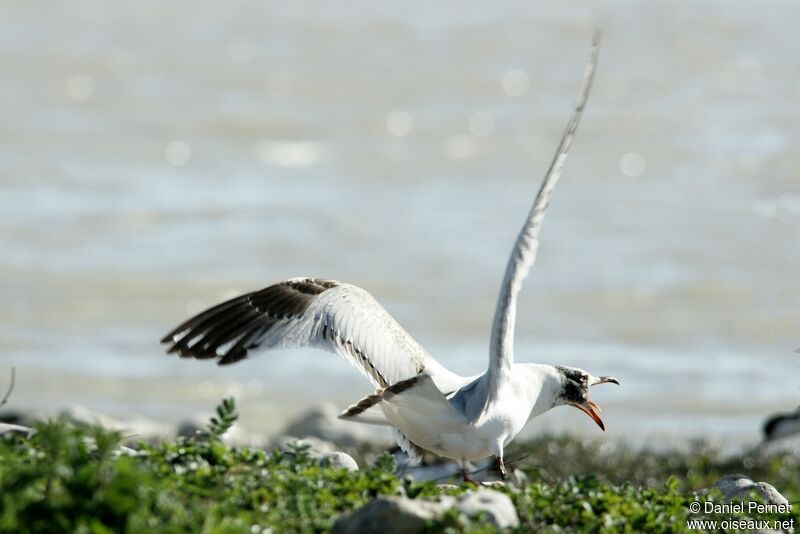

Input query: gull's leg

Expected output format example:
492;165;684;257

459;460;474;484
461;466;472;483
490;440;508;481
495;456;508;480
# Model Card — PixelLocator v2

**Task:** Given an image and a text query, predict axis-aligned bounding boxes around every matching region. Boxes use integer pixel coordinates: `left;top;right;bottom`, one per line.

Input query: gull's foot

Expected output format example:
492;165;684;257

460;466;476;484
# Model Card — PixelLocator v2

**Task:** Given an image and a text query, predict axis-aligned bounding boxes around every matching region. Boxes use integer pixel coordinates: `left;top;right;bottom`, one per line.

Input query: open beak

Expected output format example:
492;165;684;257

572;375;619;430
574;402;605;431
591;375;620;386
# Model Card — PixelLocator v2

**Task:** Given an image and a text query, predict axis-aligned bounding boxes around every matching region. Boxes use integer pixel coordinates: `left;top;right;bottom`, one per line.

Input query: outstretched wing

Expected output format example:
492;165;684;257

161;277;461;390
485;35;600;410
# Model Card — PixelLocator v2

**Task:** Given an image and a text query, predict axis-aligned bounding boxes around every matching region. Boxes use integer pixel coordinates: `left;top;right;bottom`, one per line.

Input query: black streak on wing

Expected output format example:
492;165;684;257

341;392;384;418
329;328;389;388
341;375;422;418
384;375;422;396
161;278;339;365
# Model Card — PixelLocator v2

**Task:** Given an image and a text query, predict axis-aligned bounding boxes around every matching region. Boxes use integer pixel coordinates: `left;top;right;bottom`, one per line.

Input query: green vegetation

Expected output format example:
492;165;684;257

0;399;797;533
508;434;800;500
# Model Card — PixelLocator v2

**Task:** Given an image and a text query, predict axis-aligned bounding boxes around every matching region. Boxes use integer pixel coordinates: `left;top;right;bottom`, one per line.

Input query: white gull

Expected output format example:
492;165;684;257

162;35;618;481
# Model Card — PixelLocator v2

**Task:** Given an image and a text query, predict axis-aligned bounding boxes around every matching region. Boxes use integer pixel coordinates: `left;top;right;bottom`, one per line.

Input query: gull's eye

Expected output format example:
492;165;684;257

581;373;588;383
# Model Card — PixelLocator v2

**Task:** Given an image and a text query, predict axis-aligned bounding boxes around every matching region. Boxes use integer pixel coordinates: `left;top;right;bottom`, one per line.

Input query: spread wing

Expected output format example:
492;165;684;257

485;35;600;410
161;277;461;390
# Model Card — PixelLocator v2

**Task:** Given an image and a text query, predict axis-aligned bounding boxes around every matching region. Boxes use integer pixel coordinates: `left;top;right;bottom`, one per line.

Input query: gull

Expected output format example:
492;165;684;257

763;406;800;442
761;349;800;443
161;35;619;481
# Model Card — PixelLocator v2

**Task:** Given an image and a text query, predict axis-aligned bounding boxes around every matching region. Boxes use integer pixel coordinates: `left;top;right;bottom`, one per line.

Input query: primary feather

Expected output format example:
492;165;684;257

162;277;464;391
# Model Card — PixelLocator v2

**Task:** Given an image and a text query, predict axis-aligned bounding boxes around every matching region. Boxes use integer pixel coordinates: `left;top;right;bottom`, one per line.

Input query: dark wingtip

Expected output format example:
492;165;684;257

218;348;247;366
177;347;195;358
160;278;334;366
160;333;175;344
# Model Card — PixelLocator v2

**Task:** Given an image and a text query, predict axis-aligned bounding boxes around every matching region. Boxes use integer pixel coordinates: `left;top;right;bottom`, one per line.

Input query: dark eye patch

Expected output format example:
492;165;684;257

561;379;585;404
556;366;584;382
556;366;589;404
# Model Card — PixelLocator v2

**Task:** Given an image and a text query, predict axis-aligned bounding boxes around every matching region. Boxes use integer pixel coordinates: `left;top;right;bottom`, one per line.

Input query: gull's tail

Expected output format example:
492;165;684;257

339;374;468;461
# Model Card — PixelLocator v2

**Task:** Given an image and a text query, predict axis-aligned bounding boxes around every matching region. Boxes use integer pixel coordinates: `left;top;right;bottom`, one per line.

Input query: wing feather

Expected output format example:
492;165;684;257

484;35;600;412
162;277;461;390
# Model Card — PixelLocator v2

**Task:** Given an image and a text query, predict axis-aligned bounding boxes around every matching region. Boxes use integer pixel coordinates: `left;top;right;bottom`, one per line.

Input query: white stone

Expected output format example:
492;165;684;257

333;489;518;533
333;496;455;534
457;488;519;529
274;436;359;471
0;422;33;436
711;474;789;505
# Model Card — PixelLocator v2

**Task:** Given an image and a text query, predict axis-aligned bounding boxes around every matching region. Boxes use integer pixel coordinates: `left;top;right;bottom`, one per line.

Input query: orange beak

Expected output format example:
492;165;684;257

574;401;605;431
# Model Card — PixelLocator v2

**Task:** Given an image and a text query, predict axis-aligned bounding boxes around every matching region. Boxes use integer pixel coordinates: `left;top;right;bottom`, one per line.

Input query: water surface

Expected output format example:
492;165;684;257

2;1;799;445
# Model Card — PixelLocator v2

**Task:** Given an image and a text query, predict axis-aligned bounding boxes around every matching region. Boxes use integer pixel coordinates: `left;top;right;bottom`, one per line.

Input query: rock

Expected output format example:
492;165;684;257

399;456;503;483
61;405;172;439
0;421;138;456
272;435;340;454
458;488;519;529
333;496;455;534
112;444;139;456
0;422;33;437
0;410;35;426
281;403;392;448
479;480;507;488
176;420;205;439
320;451;359;471
275;436;359;471
333;489;518;533
711;474;789;505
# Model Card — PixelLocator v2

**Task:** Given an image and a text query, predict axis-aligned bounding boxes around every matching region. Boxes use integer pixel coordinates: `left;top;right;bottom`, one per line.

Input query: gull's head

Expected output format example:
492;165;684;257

554;365;619;431
763;409;800;442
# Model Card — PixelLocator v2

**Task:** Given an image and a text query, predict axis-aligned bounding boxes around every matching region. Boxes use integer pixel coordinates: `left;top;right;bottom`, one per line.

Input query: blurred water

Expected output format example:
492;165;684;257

1;1;799;444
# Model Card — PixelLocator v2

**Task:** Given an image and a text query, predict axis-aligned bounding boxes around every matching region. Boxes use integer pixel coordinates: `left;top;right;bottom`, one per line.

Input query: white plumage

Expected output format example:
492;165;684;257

163;35;618;480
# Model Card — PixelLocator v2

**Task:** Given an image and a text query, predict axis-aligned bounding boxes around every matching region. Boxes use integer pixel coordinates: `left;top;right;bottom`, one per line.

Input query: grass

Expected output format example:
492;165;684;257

0;399;797;533
509;434;800;500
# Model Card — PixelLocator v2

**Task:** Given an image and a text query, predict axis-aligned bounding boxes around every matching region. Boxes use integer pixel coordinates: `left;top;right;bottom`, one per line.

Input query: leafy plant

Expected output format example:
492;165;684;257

205;397;238;440
0;401;797;533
